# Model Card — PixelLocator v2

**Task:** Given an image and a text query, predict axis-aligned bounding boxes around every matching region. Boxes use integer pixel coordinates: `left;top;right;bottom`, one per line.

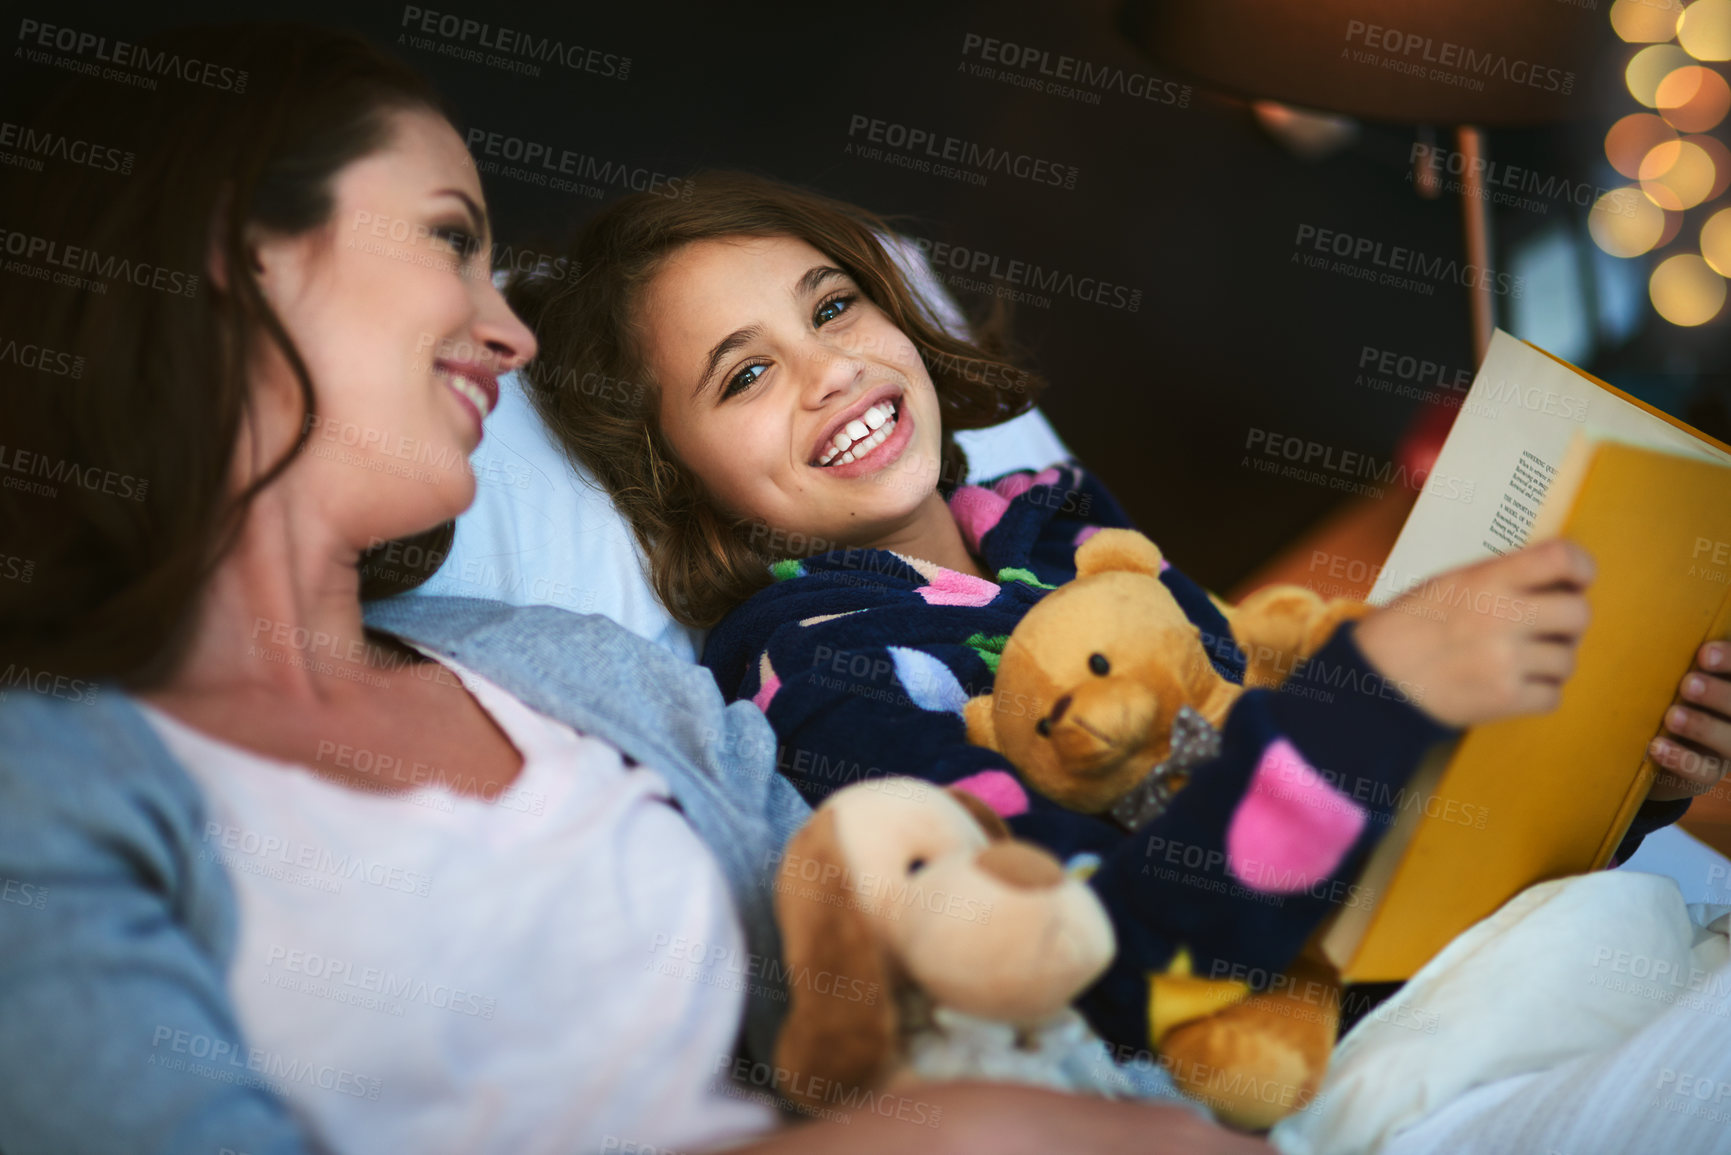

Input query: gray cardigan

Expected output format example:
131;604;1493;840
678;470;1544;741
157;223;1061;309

0;596;811;1155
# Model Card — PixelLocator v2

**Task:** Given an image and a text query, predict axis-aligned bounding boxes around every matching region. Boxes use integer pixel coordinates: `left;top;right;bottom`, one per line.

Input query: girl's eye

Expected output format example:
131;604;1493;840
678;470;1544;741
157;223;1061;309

434;226;482;261
722;362;767;399
814;292;855;327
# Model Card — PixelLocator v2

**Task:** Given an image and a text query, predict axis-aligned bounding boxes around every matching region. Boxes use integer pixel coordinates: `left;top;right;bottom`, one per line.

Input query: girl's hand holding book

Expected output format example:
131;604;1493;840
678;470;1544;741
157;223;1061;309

1352;538;1596;728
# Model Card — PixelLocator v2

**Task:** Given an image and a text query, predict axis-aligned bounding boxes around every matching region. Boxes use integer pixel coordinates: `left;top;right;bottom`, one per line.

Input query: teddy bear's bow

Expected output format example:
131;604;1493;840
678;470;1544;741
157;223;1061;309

1106;706;1222;831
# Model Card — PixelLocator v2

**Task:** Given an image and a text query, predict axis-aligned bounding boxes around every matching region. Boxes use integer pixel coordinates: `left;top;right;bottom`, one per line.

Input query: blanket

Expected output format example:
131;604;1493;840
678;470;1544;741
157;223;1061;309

1270;872;1731;1154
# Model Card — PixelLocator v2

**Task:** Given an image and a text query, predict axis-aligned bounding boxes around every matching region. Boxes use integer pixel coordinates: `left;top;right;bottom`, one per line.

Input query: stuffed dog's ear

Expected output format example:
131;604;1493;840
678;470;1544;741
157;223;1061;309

963;694;998;751
947;786;1011;842
773;808;899;1110
1075;528;1165;579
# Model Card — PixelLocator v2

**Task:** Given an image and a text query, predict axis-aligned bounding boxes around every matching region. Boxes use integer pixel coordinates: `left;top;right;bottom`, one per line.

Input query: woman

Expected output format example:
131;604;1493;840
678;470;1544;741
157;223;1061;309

512;173;1731;1147
0;25;1266;1155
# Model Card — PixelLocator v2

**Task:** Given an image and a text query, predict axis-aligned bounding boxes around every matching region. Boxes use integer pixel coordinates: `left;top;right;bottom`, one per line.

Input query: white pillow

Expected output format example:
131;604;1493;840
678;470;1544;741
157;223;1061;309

421;239;1068;662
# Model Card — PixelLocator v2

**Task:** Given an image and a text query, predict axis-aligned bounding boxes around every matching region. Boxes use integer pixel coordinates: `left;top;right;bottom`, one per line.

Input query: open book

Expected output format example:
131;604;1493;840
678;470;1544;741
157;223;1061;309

1318;330;1731;982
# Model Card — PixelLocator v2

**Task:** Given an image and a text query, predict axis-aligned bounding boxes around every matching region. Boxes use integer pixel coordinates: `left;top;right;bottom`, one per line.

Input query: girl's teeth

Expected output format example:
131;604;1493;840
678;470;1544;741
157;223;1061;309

820;418;893;466
816;401;899;466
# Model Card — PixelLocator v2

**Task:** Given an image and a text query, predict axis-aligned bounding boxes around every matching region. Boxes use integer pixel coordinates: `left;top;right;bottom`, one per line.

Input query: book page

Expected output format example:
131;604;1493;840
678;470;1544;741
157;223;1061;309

1368;330;1731;605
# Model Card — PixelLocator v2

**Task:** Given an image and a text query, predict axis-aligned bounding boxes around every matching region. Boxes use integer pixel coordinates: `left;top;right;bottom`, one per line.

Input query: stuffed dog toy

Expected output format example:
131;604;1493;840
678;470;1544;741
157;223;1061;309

770;777;1141;1111
961;528;1371;1129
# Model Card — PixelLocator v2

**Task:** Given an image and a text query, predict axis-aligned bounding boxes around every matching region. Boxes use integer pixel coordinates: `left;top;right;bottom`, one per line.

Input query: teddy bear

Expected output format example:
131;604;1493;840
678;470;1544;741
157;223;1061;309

961;527;1372;1129
963;528;1370;819
769;776;1163;1114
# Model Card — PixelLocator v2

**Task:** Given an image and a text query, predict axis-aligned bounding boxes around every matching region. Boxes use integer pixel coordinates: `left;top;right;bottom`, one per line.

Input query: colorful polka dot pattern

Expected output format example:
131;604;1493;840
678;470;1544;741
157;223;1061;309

946;467;1066;553
889;646;970;714
751;652;780;711
1225;738;1366;893
948;485;1011;554
913;568;1000;607
995;566;1055;589
965;632;1009;674
949;769;1030;818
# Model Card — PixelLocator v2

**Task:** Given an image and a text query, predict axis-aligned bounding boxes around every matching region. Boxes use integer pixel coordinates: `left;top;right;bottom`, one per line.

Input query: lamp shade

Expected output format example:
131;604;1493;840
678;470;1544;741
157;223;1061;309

1120;0;1615;125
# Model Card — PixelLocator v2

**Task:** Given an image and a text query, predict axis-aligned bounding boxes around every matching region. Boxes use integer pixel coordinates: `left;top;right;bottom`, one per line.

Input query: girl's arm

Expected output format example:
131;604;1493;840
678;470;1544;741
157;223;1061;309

1077;612;1455;1053
737;597;1453;1056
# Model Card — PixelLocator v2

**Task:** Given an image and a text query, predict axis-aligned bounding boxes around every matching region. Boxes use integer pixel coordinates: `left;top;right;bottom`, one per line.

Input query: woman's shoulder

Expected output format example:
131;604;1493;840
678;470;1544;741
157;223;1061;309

368;593;766;746
1;684;197;809
364;591;600;646
367;593;717;701
0;685;221;908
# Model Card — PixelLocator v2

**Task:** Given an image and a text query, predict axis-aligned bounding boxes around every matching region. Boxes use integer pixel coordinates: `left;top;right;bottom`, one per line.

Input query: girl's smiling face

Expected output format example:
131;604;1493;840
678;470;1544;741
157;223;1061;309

643;234;946;550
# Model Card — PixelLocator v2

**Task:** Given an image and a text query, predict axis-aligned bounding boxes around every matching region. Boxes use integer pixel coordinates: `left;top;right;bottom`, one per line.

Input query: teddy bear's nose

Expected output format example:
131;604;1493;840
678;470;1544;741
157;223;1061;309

976;841;1065;890
1036;695;1073;737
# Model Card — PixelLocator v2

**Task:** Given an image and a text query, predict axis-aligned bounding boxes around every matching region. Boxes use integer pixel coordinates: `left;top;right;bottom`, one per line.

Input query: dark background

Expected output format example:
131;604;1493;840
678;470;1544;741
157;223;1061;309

5;0;1727;591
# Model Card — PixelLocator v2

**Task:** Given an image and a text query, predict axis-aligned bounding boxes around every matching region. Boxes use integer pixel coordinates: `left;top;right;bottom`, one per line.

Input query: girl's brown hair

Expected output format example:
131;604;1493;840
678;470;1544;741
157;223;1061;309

0;24;453;687
510;171;1048;629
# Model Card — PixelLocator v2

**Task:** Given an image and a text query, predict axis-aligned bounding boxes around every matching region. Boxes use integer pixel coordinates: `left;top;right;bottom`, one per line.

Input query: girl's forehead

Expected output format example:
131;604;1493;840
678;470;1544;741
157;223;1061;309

677;234;825;270
649;236;839;314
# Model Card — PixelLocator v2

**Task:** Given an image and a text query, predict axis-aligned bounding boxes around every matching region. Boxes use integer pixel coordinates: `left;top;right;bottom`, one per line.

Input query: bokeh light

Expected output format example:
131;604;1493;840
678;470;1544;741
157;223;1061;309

1606;112;1680;176
1614;0;1686;42
1650;253;1727;323
1687;132;1731;197
1679;0;1731;59
1656;64;1731;129
1702;206;1731;274
1590;187;1671;256
1640;137;1718;208
1659;205;1687;246
1627;45;1696;105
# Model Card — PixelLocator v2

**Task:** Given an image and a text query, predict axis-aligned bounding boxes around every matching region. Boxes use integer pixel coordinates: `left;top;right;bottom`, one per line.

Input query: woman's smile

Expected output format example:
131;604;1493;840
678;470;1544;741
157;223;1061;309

437;358;501;442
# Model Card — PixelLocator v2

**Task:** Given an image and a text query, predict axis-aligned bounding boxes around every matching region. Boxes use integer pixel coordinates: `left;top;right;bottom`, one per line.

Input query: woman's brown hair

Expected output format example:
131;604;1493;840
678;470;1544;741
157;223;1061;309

510;171;1048;629
0;24;454;687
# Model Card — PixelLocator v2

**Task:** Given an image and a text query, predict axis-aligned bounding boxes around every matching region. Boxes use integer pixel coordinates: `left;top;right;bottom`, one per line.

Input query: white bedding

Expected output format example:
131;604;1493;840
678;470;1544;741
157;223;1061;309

1271;871;1731;1155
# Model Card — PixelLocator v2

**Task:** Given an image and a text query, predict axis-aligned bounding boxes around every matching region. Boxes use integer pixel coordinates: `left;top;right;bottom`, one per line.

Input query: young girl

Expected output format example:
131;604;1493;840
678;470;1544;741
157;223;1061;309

515;173;1731;1118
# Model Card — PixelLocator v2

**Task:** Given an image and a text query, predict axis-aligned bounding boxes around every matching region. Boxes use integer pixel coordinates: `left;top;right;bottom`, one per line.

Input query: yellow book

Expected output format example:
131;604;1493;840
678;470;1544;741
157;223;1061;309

1319;331;1731;983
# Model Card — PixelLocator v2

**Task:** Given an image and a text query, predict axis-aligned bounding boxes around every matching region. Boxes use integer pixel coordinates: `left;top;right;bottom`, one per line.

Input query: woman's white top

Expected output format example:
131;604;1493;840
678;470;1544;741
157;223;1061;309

139;647;777;1155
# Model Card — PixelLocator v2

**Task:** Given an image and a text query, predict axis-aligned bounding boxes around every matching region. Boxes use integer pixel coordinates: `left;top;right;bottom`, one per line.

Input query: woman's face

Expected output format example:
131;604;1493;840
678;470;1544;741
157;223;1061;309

247;107;536;548
643;235;946;550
